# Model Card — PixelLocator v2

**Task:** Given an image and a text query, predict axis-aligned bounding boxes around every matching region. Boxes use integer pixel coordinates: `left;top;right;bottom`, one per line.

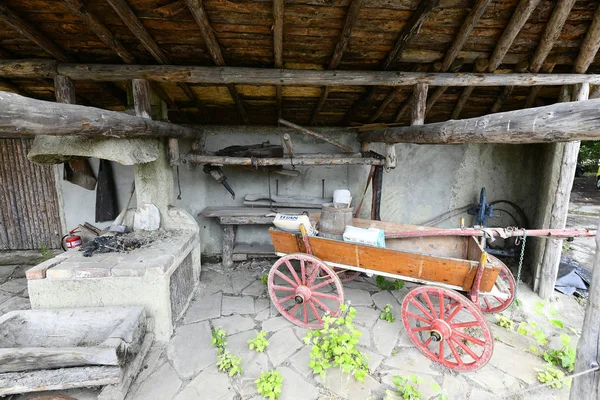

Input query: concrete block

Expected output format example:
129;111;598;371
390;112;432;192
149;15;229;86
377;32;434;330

25;258;62;280
45;263;76;279
110;263;147;277
74;267;112;279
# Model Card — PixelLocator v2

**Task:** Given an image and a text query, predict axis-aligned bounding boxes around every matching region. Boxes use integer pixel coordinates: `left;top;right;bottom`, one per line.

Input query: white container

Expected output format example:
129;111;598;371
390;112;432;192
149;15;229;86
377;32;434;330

333;189;352;207
273;214;316;235
342;225;385;248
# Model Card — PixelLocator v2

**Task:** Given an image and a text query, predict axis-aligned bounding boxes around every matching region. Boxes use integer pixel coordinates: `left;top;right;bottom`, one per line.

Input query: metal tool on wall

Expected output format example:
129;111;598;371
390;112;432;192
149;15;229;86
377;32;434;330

203;164;235;199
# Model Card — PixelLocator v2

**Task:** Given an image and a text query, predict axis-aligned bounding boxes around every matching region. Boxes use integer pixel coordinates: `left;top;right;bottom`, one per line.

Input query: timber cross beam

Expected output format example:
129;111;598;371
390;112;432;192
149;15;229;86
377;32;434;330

2;60;600;87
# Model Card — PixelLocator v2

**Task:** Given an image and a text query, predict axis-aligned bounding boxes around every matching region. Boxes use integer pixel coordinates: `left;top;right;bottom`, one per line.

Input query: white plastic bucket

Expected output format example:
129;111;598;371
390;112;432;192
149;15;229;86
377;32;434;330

333;189;352;207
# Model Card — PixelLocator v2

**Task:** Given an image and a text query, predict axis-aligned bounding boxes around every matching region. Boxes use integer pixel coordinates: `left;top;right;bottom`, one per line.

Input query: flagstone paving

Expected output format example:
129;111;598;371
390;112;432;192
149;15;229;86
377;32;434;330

124;262;584;400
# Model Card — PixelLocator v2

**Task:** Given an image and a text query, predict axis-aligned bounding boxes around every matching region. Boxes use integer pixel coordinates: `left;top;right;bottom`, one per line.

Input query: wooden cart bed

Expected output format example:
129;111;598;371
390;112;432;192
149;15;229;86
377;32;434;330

269;228;501;293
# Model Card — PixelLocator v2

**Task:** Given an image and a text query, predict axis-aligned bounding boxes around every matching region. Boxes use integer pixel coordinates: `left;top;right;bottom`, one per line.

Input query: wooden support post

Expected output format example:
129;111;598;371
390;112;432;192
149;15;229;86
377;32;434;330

278;119;353;152
168;139;180;166
282;133;294;157
54;75;76;104
411;83;428;126
222;225;236;268
570;220;600;397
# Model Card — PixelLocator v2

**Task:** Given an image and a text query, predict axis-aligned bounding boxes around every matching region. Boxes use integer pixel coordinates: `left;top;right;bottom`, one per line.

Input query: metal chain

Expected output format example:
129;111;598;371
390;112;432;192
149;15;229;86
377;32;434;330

513;228;527;307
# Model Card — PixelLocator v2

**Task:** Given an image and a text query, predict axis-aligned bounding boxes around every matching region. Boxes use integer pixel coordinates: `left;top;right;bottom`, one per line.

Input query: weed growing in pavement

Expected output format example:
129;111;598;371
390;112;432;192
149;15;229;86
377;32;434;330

261;273;269;286
376;276;404;291
217;350;243;377
517;321;548;345
40;243;53;261
304;304;369;382
392;374;424;400
496;315;514;331
536;365;570;388
248;330;269;352
255;370;283;400
543;334;576;372
211;327;227;352
380;304;395;323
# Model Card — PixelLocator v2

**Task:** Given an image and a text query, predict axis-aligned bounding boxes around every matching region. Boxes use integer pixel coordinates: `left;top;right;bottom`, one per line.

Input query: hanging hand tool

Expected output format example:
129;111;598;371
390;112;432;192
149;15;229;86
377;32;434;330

204;164;235;199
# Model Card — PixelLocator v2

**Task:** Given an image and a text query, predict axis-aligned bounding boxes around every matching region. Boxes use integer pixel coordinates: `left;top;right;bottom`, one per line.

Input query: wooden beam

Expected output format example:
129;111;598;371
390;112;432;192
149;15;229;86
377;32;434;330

591;85;600;99
54;75;76;104
183;0;248;123
62;0;135;65
440;0;493;72
574;3;600;74
310;0;363;125
381;0;440;70
488;0;542;72
359;99;600;144
529;0;576;73
273;0;284;120
570;221;600;397
411;83;428;126
369;88;402;123
451;58;489;119
105;0;206;114
489;60;529;113
48;62;600;87
0;5;71;62
186;154;384;166
132;79;152;119
0;79;27;96
424;59;464;118
0;91;197;139
393;98;411;123
525;63;555;108
278;118;353;152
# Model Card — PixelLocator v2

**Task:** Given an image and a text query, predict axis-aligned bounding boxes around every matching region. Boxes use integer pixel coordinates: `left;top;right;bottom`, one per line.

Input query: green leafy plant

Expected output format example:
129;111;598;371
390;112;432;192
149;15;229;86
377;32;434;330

248;330;269;353
543;334;576;372
217;350;243;377
393;374;424;400
40;243;53;261
376;276;404;291
261;273;269;286
211;327;227;352
255;370;283;400
496;315;514;331
380;304;395;323
536;365;570;388
431;382;449;400
534;300;546;316
303;304;369;382
517;322;547;345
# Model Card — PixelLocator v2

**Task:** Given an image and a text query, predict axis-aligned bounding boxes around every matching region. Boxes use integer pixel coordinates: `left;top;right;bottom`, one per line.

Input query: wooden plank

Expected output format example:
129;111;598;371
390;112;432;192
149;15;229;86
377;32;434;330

574;3;600;74
0;347;122;373
0;365;121;395
359;99;600;144
269;229;500;291
222;225;235;268
232;243;275;255
0;5;71;62
49;63;600;87
200;206;311;218
0;91;197;139
411;83;427;125
63;0;136;65
186;154;384;166
278;118;353;152
220;216;275;225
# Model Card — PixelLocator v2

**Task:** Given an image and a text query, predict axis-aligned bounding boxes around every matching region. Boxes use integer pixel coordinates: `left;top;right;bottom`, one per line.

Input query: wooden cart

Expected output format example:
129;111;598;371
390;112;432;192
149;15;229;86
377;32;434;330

267;220;518;372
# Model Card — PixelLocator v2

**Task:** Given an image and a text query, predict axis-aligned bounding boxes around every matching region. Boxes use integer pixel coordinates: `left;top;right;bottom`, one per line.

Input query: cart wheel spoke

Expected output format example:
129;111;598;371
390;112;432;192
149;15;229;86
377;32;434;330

446;303;463;323
300;259;306;285
409;298;435;321
422;336;433;348
438;340;444;362
311;296;336;315
447;339;464;367
453;330;486;347
411;326;431;333
285;260;302;286
479;256;516;314
278;293;297;304
450;321;480;329
308;300;323;325
450;336;481;360
288;303;299;317
274;269;298;288
307;263;321;286
303;302;308;324
309;278;335;291
439;292;445;319
272;284;295;292
405;311;432;325
311;291;342;302
484;297;493;309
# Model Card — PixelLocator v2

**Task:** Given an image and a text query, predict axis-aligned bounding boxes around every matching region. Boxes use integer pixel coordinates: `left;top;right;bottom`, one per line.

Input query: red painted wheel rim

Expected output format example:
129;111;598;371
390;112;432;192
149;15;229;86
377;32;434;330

479;255;516;314
268;253;344;329
333;268;361;282
401;286;494;372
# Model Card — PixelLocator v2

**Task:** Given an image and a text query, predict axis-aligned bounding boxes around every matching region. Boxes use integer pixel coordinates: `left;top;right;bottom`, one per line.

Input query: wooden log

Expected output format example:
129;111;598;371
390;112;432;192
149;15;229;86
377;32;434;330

0;366;121;396
393;98;411;123
51;63;600;87
488;0;542;71
282;133;294;157
183;0;248;123
0;60;57;79
278;119;353;152
574;3;600;74
63;0;135;65
440;0;493;72
0;347;123;373
451;58;489;119
529;0;577;73
411;83;428;126
310;0;363;124
222;225;236;268
359;99;600;144
0;91;197;139
570;221;600;397
132;79;152;119
489;60;529;113
185;154;384;166
423;60;464;118
54;75;76;104
0;78;26;96
380;0;440;70
591;85;600;99
525;63;555;108
0;5;71;62
369;88;402;123
168;138;180;166
273;0;284;120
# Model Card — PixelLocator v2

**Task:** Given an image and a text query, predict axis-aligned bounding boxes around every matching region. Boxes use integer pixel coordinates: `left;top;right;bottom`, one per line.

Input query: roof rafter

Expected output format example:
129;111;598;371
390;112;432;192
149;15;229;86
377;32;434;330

451;59;488;120
345;0;439;124
489;60;529;113
273;0;284;121
105;0;208;117
310;0;364;125
573;3;600;74
183;0;249;123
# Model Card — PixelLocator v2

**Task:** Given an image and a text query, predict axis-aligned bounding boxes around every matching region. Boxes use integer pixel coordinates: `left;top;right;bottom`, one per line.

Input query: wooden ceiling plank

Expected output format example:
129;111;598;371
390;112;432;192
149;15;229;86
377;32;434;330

424;59;464;118
62;0;136;65
489;60;528;113
573;3;600;74
368;88;401;123
273;0;284;120
525;63;555;108
183;0;248;123
311;0;363;125
0;4;71;62
451;58;488;120
106;0;206;115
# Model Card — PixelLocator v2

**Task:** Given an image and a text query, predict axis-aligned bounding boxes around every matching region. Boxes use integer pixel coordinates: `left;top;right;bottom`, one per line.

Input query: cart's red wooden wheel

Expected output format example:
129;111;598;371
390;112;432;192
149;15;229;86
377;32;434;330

478;255;516;313
333;268;361;282
268;253;344;329
401;286;494;372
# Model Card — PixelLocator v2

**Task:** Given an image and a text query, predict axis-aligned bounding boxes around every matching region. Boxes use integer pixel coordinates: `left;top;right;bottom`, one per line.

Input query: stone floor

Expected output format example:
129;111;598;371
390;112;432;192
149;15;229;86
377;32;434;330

0;264;31;316
118;262;584;400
